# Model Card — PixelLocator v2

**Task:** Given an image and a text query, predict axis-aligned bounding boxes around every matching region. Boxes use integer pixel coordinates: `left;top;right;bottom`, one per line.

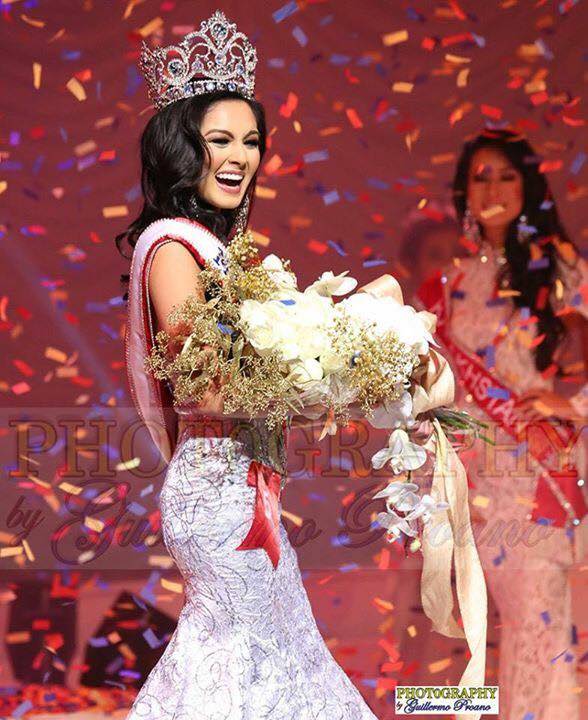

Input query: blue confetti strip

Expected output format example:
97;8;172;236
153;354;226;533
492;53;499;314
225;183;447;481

292;26;308;47
273;1;298;24
323;189;340;205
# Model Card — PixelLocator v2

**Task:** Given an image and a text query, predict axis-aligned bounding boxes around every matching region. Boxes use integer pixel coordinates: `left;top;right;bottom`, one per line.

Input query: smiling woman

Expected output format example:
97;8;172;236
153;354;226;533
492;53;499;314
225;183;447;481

116;10;380;720
198;100;262;208
115;89;267;282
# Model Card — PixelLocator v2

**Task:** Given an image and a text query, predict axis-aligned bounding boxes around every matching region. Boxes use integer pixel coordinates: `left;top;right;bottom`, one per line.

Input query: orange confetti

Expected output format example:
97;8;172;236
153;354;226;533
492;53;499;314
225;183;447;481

66;77;86;102
373;597;395;612
136;16;163;38
254;185;277;199
457;68;470;87
264;154;283;175
445;53;470;64
32;62;42;89
377;547;390;570
428;657;453;673
102;205;129;219
392;82;414;93
21;14;45;28
382;29;408;46
431;152;456;165
318;126;342;137
345;107;363;129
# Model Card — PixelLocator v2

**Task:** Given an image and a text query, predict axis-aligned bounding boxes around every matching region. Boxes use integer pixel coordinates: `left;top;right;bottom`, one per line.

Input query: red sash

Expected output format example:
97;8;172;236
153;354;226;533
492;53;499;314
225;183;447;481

418;272;587;529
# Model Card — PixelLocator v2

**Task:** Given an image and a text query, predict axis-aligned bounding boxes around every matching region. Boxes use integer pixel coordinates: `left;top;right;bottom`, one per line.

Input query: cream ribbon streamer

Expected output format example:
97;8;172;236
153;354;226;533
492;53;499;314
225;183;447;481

360;275;488;717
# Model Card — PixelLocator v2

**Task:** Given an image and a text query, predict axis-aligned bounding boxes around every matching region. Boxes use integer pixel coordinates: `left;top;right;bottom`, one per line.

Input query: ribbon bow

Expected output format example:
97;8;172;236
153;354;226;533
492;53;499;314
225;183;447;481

236;460;283;568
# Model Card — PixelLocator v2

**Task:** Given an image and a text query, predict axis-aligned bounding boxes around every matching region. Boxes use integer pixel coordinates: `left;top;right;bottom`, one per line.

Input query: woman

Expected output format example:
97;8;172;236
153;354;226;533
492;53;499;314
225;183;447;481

116;11;378;720
419;128;587;719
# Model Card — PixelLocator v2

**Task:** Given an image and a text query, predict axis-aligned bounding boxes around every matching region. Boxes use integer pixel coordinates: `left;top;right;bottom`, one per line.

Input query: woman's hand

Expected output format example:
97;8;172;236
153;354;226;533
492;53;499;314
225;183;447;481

515;388;580;422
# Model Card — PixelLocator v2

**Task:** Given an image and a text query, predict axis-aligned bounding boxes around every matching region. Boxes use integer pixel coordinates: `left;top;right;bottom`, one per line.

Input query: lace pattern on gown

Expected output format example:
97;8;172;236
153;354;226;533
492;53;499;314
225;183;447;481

125;431;378;720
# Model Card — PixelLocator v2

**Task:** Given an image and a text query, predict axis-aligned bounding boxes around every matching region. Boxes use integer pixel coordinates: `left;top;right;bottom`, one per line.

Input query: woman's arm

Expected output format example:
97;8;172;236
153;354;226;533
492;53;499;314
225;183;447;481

148;241;224;416
149;240;205;334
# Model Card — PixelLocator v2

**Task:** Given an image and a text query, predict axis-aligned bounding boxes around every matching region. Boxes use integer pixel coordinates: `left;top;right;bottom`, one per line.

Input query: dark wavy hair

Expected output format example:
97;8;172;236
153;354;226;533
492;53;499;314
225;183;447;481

115;90;267;299
452;128;578;372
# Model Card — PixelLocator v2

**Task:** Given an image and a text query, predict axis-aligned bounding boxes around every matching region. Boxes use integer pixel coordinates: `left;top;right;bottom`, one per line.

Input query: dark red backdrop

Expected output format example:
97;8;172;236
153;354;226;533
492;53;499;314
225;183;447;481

1;0;587;714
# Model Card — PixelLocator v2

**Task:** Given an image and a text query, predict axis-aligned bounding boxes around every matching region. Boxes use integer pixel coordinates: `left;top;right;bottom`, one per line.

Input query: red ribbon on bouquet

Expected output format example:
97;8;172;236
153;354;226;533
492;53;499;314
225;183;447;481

235;460;283;568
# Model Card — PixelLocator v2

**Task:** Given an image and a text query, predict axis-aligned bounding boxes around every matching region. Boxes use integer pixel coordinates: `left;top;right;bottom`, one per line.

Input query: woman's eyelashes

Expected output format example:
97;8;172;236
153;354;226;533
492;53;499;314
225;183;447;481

472;173;518;183
208;137;259;148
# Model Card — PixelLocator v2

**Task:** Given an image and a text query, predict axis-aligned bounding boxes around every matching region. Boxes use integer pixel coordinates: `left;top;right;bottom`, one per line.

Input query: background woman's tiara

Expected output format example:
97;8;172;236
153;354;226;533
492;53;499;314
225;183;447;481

139;10;257;111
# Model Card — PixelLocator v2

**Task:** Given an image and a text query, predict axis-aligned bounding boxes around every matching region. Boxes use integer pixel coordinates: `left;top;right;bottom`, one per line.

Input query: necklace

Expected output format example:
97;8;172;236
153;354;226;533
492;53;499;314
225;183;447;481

479;239;507;268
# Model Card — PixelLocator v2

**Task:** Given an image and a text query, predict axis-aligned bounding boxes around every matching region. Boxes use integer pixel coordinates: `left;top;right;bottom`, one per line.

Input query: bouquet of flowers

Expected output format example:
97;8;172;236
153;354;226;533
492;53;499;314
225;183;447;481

146;231;488;691
146;231;485;542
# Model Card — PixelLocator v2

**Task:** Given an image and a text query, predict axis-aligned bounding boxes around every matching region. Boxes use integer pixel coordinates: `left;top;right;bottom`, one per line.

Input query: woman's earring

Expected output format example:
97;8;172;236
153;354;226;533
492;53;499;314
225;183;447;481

233;193;250;235
516;213;533;243
189;195;201;217
463;204;481;246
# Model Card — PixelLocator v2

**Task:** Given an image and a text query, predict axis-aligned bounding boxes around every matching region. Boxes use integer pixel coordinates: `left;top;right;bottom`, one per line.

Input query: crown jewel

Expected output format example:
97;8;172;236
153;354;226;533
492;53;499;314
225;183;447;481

139;10;257;111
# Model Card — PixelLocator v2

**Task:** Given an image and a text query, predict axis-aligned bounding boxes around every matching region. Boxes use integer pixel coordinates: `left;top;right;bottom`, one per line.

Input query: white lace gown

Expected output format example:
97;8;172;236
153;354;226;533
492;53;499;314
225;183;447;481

442;246;587;720
124;420;379;720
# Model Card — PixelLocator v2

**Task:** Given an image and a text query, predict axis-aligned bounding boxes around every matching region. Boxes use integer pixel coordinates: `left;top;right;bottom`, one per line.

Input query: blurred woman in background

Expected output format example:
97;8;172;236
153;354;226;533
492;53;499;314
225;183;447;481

418;128;587;720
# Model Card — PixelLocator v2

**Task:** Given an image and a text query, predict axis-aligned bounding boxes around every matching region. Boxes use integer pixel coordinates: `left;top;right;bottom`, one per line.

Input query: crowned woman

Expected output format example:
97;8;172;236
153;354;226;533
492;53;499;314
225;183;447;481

116;10;379;719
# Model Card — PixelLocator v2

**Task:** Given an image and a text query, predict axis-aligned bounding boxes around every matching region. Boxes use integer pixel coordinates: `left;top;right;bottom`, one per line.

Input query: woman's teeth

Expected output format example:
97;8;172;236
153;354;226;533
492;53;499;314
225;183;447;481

480;204;506;219
215;172;244;194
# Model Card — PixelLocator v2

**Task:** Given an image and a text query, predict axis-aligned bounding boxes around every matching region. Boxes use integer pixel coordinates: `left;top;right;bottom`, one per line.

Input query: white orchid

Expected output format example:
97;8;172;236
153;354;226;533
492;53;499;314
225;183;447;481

367;391;415;430
406;493;449;523
374;482;449;539
371;428;428;474
376;509;419;539
372;480;420;505
308;270;358;297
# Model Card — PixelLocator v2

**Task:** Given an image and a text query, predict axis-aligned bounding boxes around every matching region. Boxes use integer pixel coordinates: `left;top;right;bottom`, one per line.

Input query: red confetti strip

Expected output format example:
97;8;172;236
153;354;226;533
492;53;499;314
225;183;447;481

345;107;364;129
480;104;503;120
539;159;563;173
279;91;298;118
13;359;35;376
307;239;328;254
535;285;550;310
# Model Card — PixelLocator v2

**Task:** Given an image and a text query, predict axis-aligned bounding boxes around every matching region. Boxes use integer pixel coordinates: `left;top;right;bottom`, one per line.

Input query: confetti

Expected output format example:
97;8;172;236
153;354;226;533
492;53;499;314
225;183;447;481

254;185;277;199
428;657;453;673
66;77;87;101
382;29;408;46
392;82;414;93
102;205;129;219
32;62;42;89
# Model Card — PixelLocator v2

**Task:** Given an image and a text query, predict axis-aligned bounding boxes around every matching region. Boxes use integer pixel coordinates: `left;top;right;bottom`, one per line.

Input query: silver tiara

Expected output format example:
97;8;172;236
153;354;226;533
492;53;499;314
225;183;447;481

139;10;257;111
